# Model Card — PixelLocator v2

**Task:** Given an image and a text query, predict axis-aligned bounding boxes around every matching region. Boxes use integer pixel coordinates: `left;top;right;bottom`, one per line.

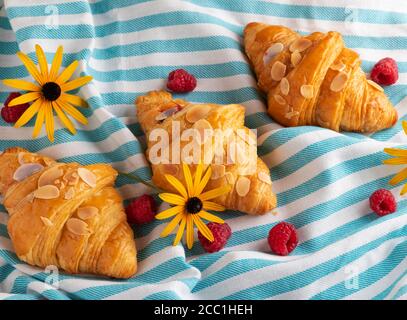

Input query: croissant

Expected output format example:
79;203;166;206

0;147;137;279
244;22;398;132
135;91;277;215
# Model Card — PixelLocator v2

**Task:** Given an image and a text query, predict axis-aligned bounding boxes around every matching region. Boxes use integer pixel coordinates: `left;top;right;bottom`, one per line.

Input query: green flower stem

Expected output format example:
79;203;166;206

118;171;163;193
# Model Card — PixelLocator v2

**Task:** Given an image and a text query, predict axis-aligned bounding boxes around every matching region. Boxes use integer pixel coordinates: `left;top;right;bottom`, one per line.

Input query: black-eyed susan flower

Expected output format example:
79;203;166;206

384;120;407;195
156;162;230;249
2;44;92;142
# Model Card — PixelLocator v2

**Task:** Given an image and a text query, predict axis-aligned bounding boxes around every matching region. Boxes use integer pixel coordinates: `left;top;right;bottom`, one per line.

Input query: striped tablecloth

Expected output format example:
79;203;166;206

0;0;406;300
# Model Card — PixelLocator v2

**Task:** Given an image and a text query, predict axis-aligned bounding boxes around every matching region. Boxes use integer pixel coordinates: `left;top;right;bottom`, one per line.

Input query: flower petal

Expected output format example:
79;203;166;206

173;214;187;246
383;148;407;157
58;101;88;125
156;205;184;220
32;106;45;138
193;215;214;242
200;185;231;201
193;162;203;194
202;201;225;212
56;60;78;84
61;75;93;92
35;44;48;80
401;183;407;196
182;163;194;197
186;214;194;249
160;212;184;237
159;193;186;206
164;174;188;199
195;166;212;196
383;158;407;165
53;101;76;135
14;99;42;128
44;102;55;142
8;92;41;107
60;93;88;108
2;79;40;92
17;52;44;85
198;210;225;224
49;46;63;81
389;167;407;186
403;121;407;135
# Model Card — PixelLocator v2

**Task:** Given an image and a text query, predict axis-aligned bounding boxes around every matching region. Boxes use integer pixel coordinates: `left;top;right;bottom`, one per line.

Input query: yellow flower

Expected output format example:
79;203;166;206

2;44;93;142
156;162;230;249
384;120;407;195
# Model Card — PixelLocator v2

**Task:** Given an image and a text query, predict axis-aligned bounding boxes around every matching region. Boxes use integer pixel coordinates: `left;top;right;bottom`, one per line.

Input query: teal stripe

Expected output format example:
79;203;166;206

392;284;407;299
6;0;150;17
6;0;407;25
222;227;405;299
271;135;363;181
0;16;12;30
144;290;181;300
373;270;407;300
277;152;386;206
311;241;407;299
71;257;195;299
188;0;407;24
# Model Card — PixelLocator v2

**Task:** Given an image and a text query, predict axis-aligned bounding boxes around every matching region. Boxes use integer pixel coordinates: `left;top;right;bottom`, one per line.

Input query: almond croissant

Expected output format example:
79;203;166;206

136;91;277;215
0;148;137;279
244;22;398;132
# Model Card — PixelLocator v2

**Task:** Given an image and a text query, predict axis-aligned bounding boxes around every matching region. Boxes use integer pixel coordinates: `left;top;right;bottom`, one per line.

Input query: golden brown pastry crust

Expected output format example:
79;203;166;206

244;22;398;132
0;148;137;279
136;91;277;215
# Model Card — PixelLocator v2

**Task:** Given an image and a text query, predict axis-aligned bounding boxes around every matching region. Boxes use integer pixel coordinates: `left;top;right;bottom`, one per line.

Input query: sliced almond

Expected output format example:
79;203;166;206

225;172;235;184
330;62;346;71
193;119;213;144
66;218;90;236
289;38;312;52
40;216;53;227
286;110;299;120
280;77;290;95
211;164;226;180
258;171;272;185
270;61;286;81
155;107;180;121
263;42;284;66
77;206;99;220
236;176;251;197
64;187;75;200
330;72;348;92
34;185;60;200
367;79;384;92
77;168;97;188
300;85;314;99
13;163;44;182
185;105;211;123
274;94;286;105
38;166;63;187
291;51;302;67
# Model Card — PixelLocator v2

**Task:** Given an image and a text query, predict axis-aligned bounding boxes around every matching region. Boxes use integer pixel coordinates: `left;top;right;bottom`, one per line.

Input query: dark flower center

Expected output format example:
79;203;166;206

42;82;61;101
186;197;203;214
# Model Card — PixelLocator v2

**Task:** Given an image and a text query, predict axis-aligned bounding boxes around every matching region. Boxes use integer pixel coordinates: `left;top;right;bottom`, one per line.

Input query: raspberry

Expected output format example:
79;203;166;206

198;222;231;253
369;189;397;217
125;194;157;224
166;69;197;93
370;58;398;86
268;222;298;256
1;92;30;124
